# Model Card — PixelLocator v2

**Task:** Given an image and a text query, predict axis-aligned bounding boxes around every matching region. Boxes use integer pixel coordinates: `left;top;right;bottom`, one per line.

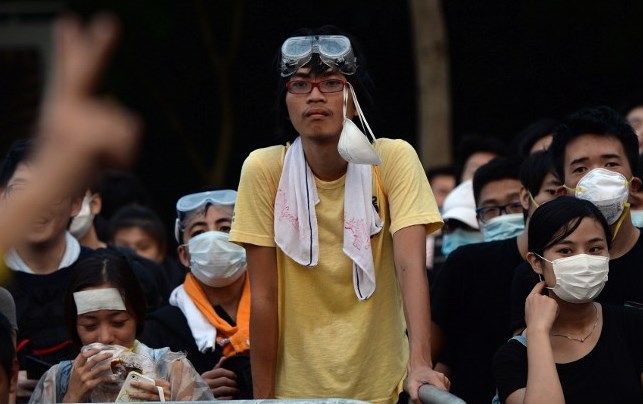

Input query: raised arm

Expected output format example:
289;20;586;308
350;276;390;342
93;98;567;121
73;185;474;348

245;244;279;398
506;282;564;404
393;225;450;402
0;13;139;265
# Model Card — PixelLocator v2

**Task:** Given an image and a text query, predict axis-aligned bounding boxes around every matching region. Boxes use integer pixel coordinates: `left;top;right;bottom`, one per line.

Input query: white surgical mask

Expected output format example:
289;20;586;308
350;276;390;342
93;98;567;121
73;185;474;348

631;210;643;228
536;253;609;303
187;231;246;287
480;213;525;242
337;83;381;165
571;168;630;225
69;195;95;239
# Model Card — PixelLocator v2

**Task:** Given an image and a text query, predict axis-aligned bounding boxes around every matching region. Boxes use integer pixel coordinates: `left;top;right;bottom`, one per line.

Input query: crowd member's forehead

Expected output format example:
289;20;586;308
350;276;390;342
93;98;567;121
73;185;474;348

478;179;521;207
564;134;631;178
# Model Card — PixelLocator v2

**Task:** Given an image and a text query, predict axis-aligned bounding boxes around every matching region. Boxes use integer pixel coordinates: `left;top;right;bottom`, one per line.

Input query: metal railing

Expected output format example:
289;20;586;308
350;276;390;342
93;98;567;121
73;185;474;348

419;384;466;404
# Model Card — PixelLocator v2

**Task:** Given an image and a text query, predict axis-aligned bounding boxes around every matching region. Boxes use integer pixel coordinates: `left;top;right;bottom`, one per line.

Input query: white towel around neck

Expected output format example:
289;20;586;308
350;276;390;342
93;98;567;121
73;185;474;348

169;285;217;353
274;137;382;300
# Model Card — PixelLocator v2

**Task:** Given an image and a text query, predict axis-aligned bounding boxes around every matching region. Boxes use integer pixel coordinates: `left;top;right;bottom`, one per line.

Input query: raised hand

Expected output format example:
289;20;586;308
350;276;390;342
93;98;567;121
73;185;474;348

38;12;140;170
525;281;559;334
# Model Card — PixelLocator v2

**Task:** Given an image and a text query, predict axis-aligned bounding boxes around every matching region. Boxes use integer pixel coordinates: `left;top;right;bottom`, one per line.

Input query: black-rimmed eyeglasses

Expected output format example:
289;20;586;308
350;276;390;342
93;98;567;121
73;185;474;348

475;201;523;223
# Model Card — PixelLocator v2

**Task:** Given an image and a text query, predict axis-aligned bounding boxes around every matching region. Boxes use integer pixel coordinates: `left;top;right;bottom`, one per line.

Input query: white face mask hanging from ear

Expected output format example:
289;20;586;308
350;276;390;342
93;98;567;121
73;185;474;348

69;195;95;239
337;83;381;165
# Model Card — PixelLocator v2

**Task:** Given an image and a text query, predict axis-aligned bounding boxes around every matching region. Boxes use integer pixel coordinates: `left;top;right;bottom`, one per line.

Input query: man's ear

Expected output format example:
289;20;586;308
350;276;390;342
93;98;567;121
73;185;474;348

555;185;567;196
526;252;544;275
90;194;102;215
629;176;642;193
177;244;190;268
519;186;530;211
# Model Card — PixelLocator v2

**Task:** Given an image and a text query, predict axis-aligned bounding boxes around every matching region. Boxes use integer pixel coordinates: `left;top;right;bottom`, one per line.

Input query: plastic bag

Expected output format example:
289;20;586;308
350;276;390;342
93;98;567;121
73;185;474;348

81;343;156;402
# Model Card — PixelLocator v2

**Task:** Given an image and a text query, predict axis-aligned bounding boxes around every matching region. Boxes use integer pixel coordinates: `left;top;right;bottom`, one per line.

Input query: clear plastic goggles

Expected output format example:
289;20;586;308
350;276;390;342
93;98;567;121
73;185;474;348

175;189;237;242
280;35;357;77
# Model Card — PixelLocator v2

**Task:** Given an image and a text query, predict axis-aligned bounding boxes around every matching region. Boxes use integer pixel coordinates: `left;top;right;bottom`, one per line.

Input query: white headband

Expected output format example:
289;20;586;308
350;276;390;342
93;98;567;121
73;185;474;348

73;288;126;315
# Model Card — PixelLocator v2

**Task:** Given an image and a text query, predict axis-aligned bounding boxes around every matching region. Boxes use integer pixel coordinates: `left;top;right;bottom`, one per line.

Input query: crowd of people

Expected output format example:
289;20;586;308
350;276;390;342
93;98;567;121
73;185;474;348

0;12;641;404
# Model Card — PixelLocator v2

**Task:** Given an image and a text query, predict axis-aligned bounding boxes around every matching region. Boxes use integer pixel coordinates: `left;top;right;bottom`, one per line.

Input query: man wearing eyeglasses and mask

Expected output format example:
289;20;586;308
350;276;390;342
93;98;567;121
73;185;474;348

141;190;252;400
229;28;448;403
430;156;529;403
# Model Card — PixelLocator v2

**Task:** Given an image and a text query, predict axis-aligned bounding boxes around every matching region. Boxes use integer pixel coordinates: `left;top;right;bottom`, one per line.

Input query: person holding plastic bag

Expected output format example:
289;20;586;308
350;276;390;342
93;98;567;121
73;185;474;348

29;249;213;402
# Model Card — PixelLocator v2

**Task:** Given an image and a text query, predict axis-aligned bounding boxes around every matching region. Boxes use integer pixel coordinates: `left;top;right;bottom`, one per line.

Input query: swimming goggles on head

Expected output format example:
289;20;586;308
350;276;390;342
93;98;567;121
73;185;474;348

280;35;357;77
175;189;237;241
176;189;236;221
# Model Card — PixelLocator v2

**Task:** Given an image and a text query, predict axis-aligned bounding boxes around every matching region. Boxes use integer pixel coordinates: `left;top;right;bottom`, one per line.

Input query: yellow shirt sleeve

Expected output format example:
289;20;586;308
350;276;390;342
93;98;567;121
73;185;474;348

375;138;443;235
229;145;284;247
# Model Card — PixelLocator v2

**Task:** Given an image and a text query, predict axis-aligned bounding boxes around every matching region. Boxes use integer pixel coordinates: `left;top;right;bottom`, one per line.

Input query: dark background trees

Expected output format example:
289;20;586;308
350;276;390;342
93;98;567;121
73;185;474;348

2;0;643;239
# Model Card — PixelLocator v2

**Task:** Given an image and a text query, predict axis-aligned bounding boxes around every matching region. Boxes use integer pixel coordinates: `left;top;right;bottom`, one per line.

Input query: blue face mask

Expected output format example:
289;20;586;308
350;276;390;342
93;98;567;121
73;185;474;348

442;229;485;256
480;213;525;242
631;210;643;228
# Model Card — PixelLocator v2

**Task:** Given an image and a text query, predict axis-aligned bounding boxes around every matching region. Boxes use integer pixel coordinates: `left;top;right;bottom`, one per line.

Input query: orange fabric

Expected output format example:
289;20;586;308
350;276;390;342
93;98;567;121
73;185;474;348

183;272;251;357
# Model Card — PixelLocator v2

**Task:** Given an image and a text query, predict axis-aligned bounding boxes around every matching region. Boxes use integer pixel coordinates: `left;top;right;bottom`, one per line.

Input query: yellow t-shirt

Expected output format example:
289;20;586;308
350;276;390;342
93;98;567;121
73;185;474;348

230;138;442;403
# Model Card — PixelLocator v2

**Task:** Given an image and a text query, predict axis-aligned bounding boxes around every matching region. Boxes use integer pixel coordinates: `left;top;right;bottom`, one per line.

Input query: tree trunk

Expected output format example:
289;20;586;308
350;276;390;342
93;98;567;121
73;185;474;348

409;0;451;168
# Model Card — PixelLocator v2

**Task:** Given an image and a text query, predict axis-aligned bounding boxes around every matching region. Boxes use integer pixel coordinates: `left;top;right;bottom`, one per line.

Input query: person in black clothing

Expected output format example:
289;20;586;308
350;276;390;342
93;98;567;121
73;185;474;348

511;106;643;333
0;314;18;404
140;190;252;400
493;196;643;404
431;151;561;404
0;139;95;402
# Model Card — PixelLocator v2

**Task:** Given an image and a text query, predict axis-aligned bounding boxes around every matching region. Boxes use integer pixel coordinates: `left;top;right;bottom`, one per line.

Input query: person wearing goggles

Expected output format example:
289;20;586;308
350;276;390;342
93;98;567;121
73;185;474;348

140;189;253;400
229;26;448;402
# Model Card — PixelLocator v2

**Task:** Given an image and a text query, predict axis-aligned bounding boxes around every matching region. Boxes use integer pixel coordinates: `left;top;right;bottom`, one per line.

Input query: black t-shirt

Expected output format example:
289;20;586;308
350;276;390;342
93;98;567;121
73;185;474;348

141;304;224;374
493;304;643;404
141;303;254;399
510;231;643;331
431;237;524;404
7;247;93;377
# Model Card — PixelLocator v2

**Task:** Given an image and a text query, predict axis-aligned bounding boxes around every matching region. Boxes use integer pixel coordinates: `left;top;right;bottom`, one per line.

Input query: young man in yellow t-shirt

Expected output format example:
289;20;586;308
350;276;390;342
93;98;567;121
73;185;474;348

229;27;448;403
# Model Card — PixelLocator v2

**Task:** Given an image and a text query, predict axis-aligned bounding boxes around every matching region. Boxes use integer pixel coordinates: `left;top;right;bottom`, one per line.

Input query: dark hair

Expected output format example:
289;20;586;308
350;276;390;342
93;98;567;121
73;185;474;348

426;165;456;183
550;106;639;182
274;25;375;141
0;138;34;188
92;170;152;242
472;156;522;205
455;133;508;182
108;204;167;254
0;138;85;199
513;118;558;158
519;149;559;197
65;249;147;347
636;154;643;179
528;196;611;257
0;314;14;379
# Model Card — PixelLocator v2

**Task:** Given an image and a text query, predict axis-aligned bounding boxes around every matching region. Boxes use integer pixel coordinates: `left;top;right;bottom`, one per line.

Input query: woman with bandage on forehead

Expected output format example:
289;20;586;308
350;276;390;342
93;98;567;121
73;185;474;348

28;249;213;403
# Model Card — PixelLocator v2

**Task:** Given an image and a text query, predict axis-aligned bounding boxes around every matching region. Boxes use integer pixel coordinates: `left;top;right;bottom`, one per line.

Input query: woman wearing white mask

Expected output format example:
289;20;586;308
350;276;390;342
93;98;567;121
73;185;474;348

140;190;252;400
493;196;643;404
